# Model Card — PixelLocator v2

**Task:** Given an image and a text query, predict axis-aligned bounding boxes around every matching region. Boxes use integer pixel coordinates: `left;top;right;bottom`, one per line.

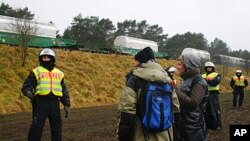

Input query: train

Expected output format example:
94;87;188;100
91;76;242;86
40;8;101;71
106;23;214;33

181;47;247;68
213;54;246;67
0;15;169;58
0;15;77;49
1;15;247;65
181;48;210;62
114;35;170;58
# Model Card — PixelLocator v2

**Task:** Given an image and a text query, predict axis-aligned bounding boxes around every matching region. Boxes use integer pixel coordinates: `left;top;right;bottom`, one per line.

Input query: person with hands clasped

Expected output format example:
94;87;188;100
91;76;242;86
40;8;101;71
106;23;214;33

202;61;222;129
22;48;70;141
230;70;248;108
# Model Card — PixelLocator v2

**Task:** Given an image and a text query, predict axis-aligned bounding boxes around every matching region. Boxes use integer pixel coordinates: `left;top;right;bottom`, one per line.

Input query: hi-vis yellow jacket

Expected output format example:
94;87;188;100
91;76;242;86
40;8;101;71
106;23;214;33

202;72;220;91
32;66;64;97
233;75;245;86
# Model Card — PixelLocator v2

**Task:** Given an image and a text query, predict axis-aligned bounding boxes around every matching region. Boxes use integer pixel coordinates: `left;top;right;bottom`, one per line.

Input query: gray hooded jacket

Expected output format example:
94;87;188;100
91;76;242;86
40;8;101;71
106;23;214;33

175;52;208;141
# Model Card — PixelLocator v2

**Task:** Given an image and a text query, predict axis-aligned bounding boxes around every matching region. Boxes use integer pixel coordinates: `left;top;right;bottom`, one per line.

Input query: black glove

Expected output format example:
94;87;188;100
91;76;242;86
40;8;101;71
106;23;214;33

118;112;136;141
24;90;34;100
64;106;70;118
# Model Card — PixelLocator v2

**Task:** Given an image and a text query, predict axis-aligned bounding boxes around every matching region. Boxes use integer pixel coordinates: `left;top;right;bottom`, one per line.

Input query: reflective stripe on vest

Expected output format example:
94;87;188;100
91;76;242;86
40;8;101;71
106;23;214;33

233;76;245;86
202;72;220;91
32;66;64;97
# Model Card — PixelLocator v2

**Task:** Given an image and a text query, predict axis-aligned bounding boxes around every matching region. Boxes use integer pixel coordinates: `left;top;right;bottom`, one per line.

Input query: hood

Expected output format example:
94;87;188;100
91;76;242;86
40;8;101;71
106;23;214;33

182;52;201;70
133;61;172;83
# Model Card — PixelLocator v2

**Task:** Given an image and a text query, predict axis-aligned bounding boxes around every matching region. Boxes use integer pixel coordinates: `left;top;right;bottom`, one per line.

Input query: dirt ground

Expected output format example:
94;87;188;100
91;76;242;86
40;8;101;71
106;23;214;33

0;94;250;141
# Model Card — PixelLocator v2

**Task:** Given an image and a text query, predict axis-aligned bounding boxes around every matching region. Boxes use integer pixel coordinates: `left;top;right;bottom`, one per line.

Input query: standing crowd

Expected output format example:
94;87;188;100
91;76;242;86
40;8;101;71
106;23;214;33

117;47;248;141
21;47;248;141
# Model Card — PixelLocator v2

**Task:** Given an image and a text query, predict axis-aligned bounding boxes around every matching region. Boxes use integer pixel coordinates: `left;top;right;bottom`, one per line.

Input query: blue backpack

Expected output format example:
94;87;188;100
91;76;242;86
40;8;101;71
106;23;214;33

137;82;173;132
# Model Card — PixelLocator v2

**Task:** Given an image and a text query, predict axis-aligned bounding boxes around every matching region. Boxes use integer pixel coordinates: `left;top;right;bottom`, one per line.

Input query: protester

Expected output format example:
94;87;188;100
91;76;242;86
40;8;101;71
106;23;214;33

117;47;180;141
175;51;208;141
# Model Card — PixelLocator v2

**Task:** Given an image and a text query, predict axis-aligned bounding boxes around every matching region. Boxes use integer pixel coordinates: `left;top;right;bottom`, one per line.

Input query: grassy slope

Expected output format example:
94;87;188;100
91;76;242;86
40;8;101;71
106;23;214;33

0;45;247;114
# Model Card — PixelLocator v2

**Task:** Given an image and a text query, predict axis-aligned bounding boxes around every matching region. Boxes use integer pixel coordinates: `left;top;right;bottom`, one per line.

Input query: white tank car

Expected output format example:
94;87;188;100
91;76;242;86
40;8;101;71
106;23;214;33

182;48;211;61
114;35;158;52
0;15;56;38
213;54;245;67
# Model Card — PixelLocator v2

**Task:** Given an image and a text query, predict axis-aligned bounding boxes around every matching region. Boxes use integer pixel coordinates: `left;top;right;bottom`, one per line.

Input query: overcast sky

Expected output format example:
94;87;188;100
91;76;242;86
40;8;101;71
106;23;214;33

2;0;250;51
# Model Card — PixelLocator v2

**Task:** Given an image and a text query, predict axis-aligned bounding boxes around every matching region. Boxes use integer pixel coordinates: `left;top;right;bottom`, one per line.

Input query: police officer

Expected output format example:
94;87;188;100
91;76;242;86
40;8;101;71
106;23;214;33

230;70;248;108
165;66;181;141
202;61;222;129
21;48;70;141
166;67;177;88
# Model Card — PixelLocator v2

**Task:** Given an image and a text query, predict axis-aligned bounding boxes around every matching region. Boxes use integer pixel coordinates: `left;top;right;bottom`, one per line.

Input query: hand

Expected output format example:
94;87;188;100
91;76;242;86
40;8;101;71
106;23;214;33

64;106;70;118
25;90;34;100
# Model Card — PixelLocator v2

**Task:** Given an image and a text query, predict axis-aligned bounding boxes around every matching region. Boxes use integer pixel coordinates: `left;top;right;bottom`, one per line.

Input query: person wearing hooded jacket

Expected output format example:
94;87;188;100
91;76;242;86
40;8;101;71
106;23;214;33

175;51;208;141
117;47;180;141
202;62;222;129
230;70;248;108
21;48;70;141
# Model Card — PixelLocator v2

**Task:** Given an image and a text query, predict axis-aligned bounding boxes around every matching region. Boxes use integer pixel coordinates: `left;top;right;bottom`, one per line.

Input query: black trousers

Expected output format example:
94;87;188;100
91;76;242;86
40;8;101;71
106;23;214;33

209;91;222;128
233;89;244;108
28;97;62;141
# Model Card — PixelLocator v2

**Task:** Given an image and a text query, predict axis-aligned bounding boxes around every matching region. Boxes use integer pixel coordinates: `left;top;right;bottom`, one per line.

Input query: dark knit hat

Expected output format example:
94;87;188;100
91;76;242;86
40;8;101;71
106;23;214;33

134;47;155;63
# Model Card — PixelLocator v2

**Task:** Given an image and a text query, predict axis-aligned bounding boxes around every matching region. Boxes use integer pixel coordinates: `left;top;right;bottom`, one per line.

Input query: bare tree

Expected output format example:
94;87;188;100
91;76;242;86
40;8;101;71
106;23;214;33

12;17;37;66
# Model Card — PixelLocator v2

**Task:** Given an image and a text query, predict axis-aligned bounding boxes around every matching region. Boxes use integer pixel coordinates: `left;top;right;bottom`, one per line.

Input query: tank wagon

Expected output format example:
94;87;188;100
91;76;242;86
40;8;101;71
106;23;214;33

0;15;76;48
182;48;211;63
114;35;170;58
213;54;245;67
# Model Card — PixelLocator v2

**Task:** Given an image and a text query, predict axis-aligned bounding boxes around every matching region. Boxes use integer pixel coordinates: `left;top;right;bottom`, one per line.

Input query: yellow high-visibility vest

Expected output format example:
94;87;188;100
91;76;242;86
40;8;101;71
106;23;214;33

32;66;64;97
233;76;245;86
171;79;177;88
202;72;220;91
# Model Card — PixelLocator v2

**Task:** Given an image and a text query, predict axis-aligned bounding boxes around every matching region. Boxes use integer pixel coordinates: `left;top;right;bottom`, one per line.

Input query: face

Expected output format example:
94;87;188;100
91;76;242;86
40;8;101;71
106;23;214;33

177;61;186;75
42;55;51;62
236;72;241;76
134;59;140;67
206;67;213;72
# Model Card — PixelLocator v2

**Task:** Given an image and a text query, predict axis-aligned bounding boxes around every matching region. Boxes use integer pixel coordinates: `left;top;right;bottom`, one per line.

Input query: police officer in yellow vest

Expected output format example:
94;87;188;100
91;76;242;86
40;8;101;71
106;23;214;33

230;70;248;108
21;48;70;141
202;61;222;129
165;67;177;88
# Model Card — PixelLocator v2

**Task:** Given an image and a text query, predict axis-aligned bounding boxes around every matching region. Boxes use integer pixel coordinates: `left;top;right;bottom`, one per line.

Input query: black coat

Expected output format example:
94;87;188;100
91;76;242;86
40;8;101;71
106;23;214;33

175;69;208;141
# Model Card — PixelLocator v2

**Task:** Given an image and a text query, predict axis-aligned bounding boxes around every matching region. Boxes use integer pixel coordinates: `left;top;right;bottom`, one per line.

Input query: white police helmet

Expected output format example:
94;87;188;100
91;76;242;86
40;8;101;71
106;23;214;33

205;61;215;68
236;70;242;73
168;67;177;73
39;48;56;59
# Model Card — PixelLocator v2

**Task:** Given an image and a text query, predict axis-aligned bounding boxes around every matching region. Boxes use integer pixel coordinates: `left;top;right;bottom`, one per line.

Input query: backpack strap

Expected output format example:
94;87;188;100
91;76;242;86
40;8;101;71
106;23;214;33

136;81;150;141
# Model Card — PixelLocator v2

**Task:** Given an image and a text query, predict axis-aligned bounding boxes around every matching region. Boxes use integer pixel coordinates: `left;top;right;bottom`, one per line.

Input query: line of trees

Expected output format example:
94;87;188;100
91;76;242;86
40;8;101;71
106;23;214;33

62;13;250;62
1;2;250;71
